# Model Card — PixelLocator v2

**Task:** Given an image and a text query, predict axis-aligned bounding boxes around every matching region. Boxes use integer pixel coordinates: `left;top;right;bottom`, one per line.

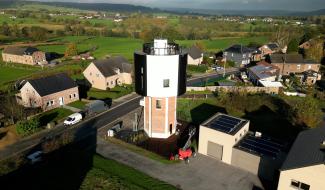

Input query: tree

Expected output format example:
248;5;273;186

305;38;323;63
0;22;10;36
64;43;78;57
287;38;299;53
194;41;206;51
291;96;322;128
29;26;48;41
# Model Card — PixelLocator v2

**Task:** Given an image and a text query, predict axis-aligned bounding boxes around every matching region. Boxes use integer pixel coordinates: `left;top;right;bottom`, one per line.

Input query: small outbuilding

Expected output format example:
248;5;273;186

199;113;286;181
198;113;249;164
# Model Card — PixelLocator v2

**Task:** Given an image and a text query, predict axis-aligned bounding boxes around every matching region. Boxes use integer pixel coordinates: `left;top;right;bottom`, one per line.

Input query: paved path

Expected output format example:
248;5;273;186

96;138;263;190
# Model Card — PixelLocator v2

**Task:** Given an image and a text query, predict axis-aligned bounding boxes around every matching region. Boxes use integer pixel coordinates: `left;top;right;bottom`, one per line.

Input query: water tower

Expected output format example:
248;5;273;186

134;39;187;138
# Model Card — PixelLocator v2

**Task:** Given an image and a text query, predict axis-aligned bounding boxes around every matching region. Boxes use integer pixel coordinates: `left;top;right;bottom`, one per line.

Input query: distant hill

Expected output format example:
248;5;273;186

0;1;162;13
166;8;325;16
0;1;324;16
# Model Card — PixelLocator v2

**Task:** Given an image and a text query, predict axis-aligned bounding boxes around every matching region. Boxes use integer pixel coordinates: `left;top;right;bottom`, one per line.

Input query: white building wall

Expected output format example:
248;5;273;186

278;165;325;190
198;120;249;164
146;55;179;97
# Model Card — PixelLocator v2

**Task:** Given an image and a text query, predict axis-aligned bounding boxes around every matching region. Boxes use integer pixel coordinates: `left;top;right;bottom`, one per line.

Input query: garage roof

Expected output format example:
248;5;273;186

235;133;284;158
202;113;248;135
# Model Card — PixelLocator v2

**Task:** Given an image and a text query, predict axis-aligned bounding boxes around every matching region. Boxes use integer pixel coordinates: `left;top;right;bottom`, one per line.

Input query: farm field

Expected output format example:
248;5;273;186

37;36;268;61
38;36;143;60
177;36;268;51
0;64;40;90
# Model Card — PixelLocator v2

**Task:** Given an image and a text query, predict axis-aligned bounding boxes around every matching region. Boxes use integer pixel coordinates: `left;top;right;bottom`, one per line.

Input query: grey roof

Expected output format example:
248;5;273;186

281;126;325;171
27;73;77;97
93;56;132;77
187;46;203;59
270;54;317;64
248;64;279;80
3;46;40;56
266;43;279;51
225;44;256;54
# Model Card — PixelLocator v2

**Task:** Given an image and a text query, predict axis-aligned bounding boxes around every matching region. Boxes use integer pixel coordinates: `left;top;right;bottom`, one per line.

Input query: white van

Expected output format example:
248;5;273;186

64;113;83;126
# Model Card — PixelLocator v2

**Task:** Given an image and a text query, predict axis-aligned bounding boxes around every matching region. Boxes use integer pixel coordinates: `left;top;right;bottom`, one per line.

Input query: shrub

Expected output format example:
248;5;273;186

187;65;208;73
16;118;40;136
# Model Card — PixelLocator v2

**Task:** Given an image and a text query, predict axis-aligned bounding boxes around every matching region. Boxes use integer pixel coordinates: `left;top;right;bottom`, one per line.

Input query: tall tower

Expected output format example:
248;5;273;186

134;39;187;139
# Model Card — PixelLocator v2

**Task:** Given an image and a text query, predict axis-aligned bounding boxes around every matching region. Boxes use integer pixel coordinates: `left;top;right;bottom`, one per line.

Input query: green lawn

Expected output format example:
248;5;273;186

81;155;177;190
38;36;143;60
68;100;87;110
37;108;73;126
87;85;134;100
106;137;178;164
177;36;268;52
0;63;40;90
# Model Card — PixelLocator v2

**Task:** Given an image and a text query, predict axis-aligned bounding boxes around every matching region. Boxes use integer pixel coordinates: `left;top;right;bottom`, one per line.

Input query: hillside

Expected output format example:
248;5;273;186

0;0;162;13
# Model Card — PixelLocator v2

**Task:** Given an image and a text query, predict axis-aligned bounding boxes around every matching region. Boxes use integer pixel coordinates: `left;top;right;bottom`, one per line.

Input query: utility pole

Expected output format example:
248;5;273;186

223;52;227;78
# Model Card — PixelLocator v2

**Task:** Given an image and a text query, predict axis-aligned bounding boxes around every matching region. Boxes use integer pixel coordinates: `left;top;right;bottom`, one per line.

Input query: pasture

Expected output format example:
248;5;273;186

177;36;268;51
38;36;143;60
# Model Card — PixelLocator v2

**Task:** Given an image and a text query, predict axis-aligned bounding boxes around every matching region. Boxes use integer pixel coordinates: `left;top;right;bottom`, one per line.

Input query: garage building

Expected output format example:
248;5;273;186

198;113;249;164
199;113;286;180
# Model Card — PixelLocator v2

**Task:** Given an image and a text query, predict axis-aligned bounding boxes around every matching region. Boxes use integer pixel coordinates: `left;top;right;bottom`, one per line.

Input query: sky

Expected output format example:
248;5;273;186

35;0;325;11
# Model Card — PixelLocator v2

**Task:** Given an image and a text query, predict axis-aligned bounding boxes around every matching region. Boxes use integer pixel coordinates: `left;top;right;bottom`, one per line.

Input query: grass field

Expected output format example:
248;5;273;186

87;85;134;100
38;36;268;61
81;155;177;190
0;63;40;90
177;36;268;52
38;36;143;60
106;137;178;164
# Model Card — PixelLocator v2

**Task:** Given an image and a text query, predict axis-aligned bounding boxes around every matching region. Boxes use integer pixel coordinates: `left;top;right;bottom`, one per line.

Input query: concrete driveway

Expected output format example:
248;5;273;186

97;138;263;190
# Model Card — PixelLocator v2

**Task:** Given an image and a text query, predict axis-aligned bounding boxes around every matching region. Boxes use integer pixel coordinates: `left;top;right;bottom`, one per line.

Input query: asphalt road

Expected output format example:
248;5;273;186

0;95;142;160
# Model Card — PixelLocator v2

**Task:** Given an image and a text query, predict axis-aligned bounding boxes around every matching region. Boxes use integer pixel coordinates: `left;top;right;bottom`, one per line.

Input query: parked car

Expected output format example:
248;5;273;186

85;100;109;116
64;113;83;126
27;151;43;164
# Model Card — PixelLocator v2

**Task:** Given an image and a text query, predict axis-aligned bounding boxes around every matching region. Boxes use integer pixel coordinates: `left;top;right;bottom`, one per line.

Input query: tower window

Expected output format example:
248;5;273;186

156;100;162;109
163;79;170;87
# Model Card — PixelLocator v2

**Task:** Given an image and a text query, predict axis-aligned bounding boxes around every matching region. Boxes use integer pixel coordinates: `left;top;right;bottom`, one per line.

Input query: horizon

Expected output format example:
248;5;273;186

29;0;325;12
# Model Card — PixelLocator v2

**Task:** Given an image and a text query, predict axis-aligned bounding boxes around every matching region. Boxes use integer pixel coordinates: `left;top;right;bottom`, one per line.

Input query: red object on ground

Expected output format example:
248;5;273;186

178;148;192;160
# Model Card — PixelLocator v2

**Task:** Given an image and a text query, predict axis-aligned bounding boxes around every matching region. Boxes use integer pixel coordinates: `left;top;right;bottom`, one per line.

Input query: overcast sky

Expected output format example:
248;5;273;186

36;0;325;11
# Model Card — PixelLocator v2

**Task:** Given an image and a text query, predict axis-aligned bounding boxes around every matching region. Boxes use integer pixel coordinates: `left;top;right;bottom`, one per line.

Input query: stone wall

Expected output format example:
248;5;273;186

187;86;281;94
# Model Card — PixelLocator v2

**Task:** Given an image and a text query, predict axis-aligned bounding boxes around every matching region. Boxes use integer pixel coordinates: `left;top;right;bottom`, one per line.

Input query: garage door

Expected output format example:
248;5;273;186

207;141;223;160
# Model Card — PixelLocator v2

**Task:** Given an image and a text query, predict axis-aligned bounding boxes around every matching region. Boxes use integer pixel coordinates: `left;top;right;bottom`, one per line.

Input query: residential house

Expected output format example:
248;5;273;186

83;56;132;90
224;44;256;66
267;54;320;76
247;61;280;85
259;43;280;56
2;46;47;65
187;45;204;65
278;126;325;190
16;73;79;111
297;70;322;86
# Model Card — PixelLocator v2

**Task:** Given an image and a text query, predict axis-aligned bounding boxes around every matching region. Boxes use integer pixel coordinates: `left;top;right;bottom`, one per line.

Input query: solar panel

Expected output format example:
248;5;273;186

207;114;244;134
236;134;284;158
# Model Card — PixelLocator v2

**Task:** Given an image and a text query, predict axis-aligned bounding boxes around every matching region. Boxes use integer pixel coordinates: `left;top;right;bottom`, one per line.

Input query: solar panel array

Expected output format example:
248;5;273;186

237;134;284;158
208;115;243;134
